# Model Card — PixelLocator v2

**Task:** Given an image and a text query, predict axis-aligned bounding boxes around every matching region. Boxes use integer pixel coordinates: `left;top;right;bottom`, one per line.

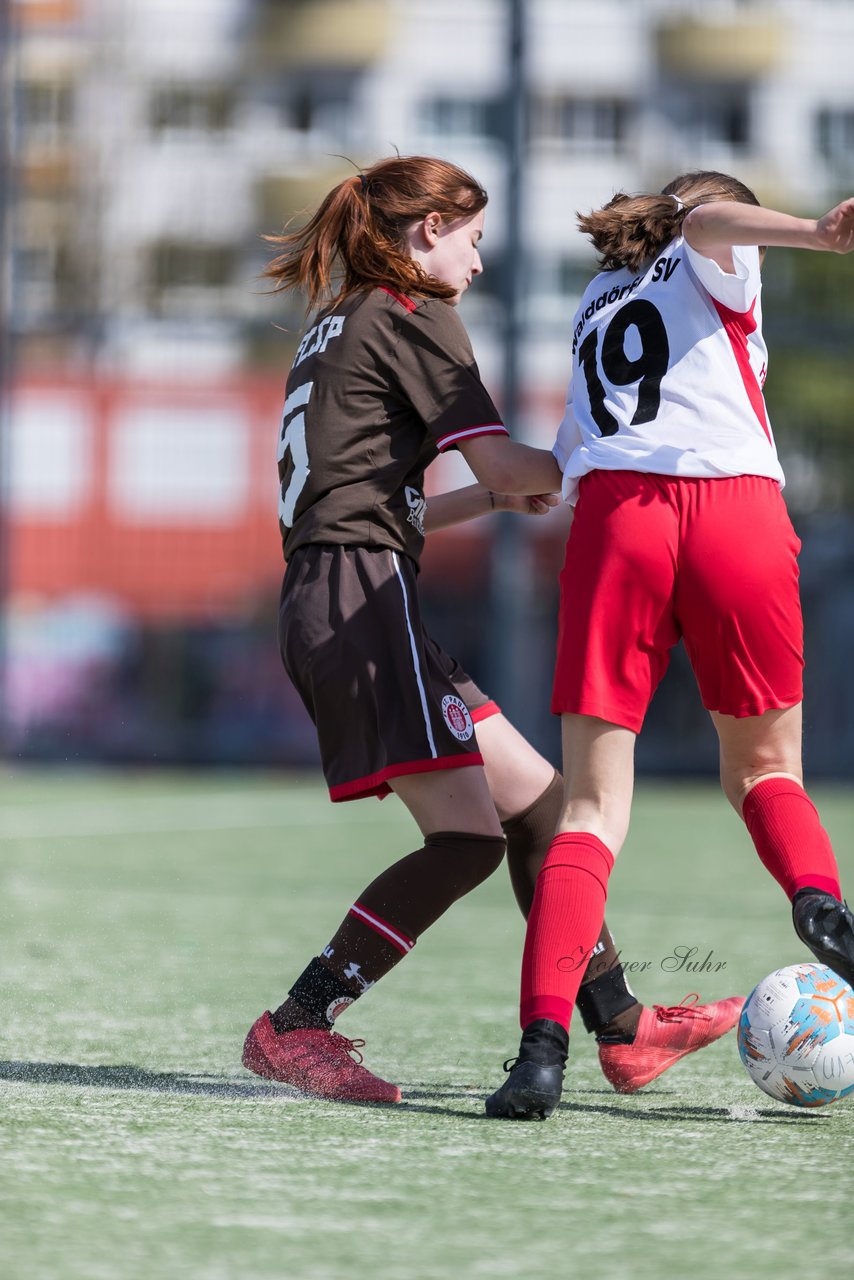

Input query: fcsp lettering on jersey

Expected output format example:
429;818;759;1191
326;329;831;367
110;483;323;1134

294;314;346;368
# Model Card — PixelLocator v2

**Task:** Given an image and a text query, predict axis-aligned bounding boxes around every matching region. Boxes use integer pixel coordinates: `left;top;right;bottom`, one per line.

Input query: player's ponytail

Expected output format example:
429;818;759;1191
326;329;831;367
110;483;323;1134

263;176;368;306
579;170;760;273
578;193;686;274
263;155;488;309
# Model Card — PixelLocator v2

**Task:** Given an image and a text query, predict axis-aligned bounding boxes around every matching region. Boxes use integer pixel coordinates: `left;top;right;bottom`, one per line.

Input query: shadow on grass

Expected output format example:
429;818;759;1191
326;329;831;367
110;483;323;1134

561;1097;823;1126
0;1060;483;1118
399;1085;824;1125
0;1058;304;1101
0;1059;485;1118
0;1061;824;1125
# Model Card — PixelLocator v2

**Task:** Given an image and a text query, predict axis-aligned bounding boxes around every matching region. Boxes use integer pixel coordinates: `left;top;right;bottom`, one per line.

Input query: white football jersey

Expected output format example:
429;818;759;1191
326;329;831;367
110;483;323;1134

553;237;784;505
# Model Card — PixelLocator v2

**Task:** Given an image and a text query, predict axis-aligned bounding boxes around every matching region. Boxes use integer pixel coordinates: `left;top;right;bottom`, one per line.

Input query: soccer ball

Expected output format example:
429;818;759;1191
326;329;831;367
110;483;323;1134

737;963;854;1108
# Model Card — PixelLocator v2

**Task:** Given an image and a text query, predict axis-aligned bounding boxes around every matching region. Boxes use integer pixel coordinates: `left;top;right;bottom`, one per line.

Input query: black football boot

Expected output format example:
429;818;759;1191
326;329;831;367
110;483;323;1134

792;888;854;987
484;1019;568;1120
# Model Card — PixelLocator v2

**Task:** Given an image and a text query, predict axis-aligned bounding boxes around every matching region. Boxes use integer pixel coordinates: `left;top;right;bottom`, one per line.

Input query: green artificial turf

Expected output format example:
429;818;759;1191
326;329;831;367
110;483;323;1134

1;770;851;1279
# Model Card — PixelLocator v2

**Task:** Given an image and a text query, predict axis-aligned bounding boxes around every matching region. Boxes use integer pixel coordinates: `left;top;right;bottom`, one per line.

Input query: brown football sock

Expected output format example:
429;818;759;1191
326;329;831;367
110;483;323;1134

504;770;565;917
271;830;506;1032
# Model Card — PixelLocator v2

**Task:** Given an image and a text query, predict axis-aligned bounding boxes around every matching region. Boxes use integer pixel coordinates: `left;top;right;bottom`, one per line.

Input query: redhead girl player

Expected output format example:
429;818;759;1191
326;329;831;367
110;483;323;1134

486;171;854;1120
241;155;741;1106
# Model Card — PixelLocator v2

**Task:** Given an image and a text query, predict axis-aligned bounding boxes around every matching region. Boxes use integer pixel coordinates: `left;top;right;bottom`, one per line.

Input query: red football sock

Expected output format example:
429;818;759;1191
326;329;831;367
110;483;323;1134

742;776;841;901
520;832;614;1030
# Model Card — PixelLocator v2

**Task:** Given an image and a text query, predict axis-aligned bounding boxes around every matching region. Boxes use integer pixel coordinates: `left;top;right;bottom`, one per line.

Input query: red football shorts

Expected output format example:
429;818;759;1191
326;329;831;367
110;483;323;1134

551;471;804;732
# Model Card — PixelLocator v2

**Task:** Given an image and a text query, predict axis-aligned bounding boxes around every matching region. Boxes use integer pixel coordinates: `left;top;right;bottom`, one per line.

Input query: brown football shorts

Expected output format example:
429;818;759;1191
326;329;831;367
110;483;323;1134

279;544;498;801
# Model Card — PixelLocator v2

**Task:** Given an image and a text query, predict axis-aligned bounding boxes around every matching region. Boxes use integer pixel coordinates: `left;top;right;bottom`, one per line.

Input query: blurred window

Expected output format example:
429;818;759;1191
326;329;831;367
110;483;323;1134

527;255;594;327
420;97;503;143
14;199;77;319
527;255;589;303
9;392;92;516
151;242;234;289
17;78;74;150
532;95;631;153
678;89;751;150
556;258;596;299
284;76;356;140
150;85;236;134
14;243;59;317
148;242;237;316
816;107;854;169
109;405;250;523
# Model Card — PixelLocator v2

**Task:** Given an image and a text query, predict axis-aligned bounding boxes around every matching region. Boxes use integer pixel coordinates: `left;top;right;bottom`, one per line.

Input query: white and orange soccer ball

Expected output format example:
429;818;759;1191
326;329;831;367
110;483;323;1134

737;963;854;1107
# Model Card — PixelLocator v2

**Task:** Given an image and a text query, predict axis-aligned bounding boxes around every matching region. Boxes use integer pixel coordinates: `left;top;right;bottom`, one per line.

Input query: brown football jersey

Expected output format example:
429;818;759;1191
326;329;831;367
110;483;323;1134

277;286;506;563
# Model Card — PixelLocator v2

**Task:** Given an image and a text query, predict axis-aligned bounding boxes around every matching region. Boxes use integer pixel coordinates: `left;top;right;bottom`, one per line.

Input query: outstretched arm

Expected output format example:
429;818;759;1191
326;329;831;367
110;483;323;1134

424;484;558;534
683;197;854;270
455;434;563;496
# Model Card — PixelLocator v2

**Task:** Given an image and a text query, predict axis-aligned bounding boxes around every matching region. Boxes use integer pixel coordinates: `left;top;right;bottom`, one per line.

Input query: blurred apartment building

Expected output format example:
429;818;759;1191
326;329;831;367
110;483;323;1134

5;0;854;766
9;0;854;380
9;0;854;582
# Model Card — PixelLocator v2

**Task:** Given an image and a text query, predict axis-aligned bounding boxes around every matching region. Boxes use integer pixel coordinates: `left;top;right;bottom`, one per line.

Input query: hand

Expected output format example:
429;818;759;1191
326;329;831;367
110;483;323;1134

816;197;854;253
492;492;560;516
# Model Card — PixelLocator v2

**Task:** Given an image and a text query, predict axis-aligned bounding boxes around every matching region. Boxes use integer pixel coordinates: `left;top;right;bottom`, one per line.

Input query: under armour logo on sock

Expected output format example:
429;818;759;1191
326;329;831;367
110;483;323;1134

343;961;375;993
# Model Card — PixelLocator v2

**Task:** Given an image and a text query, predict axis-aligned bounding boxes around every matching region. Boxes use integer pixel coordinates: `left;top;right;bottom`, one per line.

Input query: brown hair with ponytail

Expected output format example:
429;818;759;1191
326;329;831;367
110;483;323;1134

263;154;488;309
577;170;760;273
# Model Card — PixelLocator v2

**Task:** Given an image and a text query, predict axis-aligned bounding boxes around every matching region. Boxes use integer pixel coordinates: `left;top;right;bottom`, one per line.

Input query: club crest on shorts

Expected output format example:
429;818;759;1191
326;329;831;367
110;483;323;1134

441;694;474;742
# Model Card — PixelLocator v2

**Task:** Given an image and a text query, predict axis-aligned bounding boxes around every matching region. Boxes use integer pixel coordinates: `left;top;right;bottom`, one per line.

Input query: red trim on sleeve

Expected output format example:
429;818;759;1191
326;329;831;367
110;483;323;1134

379;286;417;313
712;298;771;442
436;424;508;452
328;751;484;803
471;700;501;724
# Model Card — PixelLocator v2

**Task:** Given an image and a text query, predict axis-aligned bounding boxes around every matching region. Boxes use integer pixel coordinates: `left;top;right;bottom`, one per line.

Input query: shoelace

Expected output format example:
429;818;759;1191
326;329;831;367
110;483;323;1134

652;993;712;1023
330;1033;366;1065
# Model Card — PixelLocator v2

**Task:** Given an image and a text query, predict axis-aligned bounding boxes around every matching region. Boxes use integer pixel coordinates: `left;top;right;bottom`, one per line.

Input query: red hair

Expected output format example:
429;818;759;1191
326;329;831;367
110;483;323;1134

264;155;488;308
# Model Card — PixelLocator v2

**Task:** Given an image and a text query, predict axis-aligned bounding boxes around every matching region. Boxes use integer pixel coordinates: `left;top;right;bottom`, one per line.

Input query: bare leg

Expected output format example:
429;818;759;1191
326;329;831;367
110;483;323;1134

712;703;803;813
389;763;502;836
557;714;636;853
471;712;554;821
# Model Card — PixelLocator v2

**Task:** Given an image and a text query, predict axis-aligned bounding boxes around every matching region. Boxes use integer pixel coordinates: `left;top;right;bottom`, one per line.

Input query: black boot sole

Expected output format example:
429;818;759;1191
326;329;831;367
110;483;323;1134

484;1060;563;1121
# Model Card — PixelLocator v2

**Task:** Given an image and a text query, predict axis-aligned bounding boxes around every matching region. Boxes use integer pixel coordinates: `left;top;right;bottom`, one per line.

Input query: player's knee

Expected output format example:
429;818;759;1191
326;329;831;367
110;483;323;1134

556;800;630;858
721;767;803;816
